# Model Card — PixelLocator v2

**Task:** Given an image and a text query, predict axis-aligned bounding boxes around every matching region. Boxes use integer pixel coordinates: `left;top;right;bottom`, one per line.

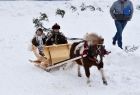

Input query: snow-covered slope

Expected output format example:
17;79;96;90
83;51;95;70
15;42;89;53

0;0;140;95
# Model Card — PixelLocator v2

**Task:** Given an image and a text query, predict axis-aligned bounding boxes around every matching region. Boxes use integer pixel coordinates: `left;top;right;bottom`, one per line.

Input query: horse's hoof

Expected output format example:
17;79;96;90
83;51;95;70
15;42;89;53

87;80;90;84
103;81;108;85
78;74;82;77
88;84;92;87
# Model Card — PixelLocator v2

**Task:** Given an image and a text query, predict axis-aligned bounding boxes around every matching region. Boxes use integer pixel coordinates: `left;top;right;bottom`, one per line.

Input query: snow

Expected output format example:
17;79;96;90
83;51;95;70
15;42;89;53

0;0;140;95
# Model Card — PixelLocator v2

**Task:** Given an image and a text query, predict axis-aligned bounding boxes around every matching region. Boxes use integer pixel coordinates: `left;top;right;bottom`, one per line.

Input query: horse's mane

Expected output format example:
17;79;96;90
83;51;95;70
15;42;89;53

84;33;104;45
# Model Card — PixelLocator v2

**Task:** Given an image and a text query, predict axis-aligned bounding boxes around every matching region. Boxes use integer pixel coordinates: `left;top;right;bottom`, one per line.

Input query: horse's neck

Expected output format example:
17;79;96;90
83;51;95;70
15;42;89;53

87;41;93;46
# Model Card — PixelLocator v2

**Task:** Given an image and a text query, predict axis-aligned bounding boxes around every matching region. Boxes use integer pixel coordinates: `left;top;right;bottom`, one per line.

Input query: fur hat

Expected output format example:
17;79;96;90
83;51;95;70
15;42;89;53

36;28;43;33
52;23;60;29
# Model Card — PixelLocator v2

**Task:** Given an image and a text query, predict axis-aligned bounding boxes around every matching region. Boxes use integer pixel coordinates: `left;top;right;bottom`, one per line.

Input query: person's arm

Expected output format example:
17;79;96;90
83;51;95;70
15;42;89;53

46;32;53;41
60;32;67;39
32;37;39;47
129;1;134;20
59;32;68;43
110;2;116;19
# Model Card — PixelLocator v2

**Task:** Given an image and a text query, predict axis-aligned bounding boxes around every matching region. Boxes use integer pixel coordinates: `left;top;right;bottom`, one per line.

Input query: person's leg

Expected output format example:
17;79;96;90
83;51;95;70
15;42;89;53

113;20;123;45
117;21;127;48
38;46;45;56
122;20;127;30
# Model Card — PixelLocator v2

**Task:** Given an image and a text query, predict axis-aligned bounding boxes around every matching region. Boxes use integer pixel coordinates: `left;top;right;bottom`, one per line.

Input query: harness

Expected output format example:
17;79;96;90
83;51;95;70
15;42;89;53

81;41;109;63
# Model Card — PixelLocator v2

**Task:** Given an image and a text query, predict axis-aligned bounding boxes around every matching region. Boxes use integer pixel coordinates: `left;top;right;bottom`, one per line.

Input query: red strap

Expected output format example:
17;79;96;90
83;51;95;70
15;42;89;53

82;41;88;55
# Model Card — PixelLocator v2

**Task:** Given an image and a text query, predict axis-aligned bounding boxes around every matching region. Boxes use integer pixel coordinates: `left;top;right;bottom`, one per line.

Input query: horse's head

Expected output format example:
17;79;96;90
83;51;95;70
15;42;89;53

84;33;104;45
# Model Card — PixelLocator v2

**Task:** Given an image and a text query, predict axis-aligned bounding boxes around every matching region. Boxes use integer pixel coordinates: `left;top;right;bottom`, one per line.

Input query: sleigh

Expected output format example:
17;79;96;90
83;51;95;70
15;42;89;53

34;44;73;71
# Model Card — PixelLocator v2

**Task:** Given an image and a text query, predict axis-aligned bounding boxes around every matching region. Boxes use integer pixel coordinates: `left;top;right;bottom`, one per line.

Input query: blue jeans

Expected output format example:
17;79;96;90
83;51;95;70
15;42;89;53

113;20;127;48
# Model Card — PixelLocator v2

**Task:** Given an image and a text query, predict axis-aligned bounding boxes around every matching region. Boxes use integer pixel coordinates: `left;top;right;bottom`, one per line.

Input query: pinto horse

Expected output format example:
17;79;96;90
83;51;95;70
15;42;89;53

70;33;110;85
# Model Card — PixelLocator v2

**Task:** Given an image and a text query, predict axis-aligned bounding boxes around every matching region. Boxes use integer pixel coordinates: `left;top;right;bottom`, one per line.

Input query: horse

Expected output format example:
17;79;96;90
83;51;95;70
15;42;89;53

70;33;110;85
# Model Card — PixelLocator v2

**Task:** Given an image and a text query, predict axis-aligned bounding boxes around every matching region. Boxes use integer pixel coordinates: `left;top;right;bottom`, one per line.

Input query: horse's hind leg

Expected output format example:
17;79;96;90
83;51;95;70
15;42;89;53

77;64;82;77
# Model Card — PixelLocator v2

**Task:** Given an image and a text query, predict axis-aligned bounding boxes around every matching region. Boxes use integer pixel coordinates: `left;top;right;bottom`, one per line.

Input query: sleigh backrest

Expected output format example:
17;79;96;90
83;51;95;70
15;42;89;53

43;44;70;65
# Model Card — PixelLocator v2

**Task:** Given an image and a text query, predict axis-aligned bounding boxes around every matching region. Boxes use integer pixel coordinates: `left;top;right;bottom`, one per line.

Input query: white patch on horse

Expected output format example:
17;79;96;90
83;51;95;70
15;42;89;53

74;43;84;55
97;55;101;64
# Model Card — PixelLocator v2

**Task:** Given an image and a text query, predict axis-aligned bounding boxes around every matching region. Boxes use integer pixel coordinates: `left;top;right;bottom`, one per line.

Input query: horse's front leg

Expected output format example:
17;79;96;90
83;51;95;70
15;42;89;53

100;68;108;85
98;55;108;85
84;66;91;84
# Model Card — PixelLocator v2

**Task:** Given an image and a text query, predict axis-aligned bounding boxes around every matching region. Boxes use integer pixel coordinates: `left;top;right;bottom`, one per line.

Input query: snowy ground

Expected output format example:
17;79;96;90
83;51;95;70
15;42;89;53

0;0;140;95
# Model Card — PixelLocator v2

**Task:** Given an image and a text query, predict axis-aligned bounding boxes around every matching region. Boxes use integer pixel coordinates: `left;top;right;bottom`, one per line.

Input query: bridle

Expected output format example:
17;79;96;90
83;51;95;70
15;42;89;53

96;44;104;56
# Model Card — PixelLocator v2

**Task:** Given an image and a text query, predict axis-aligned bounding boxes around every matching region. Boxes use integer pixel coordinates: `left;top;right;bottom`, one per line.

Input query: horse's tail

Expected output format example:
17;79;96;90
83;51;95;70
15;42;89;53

70;42;81;58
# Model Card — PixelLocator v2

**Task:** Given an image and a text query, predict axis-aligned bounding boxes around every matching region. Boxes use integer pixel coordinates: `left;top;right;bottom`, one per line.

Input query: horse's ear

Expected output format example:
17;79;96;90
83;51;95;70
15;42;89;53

84;33;88;40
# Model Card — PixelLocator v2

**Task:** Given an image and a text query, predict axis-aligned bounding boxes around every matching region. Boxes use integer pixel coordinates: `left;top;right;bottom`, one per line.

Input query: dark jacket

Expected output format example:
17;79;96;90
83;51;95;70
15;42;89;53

32;35;46;47
110;0;133;21
45;31;68;45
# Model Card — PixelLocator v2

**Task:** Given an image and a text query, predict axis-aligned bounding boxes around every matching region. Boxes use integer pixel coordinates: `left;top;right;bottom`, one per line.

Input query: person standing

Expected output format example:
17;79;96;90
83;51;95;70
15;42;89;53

110;0;134;49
